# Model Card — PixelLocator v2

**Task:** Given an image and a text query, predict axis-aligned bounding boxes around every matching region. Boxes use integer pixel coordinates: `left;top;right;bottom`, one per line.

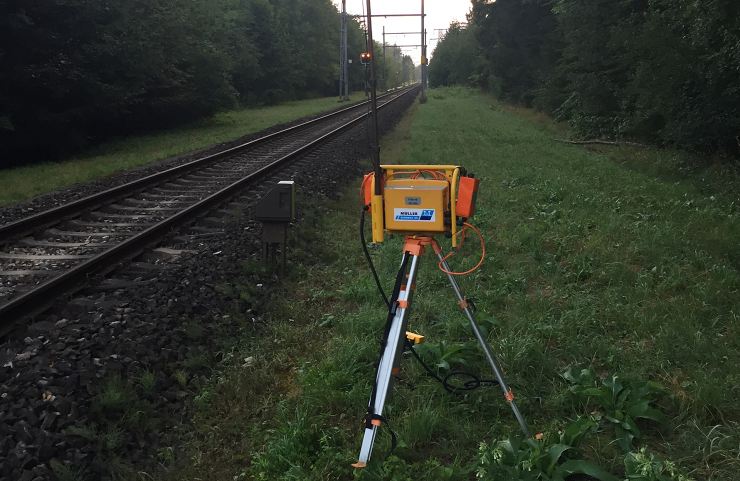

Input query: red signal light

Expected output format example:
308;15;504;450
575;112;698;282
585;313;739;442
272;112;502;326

360;52;370;65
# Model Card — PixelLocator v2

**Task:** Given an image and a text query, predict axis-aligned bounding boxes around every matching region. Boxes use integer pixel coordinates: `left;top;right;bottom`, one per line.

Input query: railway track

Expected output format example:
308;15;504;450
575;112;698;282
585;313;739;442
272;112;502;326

0;85;418;330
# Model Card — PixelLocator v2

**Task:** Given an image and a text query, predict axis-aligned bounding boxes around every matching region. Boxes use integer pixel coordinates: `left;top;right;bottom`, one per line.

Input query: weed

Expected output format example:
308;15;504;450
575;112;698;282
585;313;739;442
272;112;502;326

460;314;499;340
173;371;188;388
67;423;136;480
105;455;136;481
249;408;347;480
158;446;176;466
563;366;668;452
103;426;125;452
184;353;210;370
70;424;99;441
624;447;693;481
413;340;478;371
50;459;86;481
215;283;235;297
357;455;457;480
181;320;204;340
242;259;268;276
194;389;213;410
138;370;157;395
96;374;137;415
475;417;618;481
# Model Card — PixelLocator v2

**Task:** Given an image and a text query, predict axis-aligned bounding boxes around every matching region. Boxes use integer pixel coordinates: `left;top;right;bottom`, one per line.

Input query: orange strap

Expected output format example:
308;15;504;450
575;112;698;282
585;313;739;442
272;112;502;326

504;389;514;402
360;173;373;204
431;240;443;255
397;300;408;309
459;297;468;309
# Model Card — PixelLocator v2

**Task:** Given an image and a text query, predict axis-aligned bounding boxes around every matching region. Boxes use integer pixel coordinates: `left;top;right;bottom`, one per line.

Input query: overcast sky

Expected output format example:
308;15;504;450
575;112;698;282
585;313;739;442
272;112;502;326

331;0;472;65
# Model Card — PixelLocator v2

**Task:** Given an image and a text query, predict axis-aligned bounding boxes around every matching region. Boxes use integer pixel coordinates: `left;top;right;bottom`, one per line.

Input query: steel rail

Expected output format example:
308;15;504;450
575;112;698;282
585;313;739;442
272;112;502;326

0;86;418;329
0;86;415;243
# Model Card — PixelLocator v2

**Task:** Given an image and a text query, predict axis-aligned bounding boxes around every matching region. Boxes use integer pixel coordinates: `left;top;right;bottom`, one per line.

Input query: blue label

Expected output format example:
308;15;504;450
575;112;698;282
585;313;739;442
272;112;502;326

393;208;436;222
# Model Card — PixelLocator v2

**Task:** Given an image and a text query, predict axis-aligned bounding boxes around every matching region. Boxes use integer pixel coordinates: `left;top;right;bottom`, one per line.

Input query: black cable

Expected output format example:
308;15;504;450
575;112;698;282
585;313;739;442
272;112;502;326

360;210;497;395
404;337;499;394
360;208;389;307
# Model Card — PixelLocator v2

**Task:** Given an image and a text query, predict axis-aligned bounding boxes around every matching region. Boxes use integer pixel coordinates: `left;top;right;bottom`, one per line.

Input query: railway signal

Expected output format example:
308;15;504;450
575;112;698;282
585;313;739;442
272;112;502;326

360;52;371;65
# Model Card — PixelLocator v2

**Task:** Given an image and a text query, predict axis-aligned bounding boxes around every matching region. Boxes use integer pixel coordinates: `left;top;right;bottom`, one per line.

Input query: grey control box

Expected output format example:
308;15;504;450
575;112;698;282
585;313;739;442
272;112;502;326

255;181;295;222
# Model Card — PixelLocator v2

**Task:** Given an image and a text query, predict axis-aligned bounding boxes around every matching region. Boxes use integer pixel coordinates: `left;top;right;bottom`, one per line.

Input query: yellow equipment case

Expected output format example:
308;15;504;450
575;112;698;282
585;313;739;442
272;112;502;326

383;179;449;233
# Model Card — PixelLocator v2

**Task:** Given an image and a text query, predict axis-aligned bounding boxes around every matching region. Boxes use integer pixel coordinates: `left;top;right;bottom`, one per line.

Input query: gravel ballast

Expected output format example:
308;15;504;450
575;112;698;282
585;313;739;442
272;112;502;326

0;90;418;481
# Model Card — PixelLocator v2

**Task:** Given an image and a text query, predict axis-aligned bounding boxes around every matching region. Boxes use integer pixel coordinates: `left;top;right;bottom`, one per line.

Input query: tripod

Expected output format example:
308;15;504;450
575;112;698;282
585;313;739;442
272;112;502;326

353;235;532;468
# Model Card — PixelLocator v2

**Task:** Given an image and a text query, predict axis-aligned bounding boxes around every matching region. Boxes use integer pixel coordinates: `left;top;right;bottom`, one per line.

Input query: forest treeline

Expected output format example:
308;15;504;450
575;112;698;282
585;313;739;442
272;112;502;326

429;0;740;157
0;0;413;167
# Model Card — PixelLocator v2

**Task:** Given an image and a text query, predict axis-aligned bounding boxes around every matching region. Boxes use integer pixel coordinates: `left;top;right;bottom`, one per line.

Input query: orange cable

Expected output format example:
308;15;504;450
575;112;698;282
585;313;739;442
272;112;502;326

438;222;486;276
385;170;449;185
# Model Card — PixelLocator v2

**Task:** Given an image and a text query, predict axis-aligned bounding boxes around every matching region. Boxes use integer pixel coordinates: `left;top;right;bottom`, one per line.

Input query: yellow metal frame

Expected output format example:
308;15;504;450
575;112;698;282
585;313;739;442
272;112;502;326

370;164;462;247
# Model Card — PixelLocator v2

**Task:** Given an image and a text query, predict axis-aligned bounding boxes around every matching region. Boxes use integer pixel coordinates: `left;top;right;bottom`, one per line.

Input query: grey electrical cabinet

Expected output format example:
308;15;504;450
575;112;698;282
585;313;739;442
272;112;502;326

255;181;295;277
255;181;295;222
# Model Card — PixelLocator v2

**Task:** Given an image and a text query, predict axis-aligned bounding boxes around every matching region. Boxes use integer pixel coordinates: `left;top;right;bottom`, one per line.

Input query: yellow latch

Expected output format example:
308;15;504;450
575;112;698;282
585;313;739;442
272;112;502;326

406;331;425;344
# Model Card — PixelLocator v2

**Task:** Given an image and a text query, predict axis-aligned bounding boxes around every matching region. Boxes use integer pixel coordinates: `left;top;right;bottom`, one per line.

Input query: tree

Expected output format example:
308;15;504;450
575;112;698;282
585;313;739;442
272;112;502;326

427;0;740;156
428;22;477;88
469;0;556;105
0;0;370;166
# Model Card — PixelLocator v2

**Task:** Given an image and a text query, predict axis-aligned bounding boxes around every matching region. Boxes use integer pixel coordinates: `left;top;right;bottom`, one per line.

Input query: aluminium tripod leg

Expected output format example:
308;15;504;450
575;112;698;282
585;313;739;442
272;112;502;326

433;241;532;438
354;252;421;468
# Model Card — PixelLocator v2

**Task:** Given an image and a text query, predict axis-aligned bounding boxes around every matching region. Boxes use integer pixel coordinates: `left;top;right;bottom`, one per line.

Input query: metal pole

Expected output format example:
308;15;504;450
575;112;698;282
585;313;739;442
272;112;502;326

424;28;427;92
339;0;346;101
338;6;343;100
366;0;382;194
343;0;350;101
355;252;420;466
436;248;532;438
420;0;427;103
383;26;386;91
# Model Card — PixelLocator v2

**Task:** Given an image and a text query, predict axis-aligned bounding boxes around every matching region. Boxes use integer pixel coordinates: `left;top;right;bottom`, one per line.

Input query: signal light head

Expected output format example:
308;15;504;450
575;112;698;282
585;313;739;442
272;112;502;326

360;52;371;65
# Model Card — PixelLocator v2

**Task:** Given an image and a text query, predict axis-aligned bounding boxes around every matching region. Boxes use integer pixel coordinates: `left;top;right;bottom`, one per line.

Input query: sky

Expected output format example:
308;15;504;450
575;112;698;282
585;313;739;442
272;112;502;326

331;0;472;65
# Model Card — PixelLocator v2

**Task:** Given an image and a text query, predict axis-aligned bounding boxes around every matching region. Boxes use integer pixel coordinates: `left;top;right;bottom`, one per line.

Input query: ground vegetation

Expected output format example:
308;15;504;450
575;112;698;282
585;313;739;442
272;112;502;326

174;87;740;479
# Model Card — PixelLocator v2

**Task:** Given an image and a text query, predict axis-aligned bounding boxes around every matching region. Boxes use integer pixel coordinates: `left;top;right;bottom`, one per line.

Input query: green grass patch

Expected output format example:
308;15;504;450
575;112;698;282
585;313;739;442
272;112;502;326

0;92;365;206
173;87;740;480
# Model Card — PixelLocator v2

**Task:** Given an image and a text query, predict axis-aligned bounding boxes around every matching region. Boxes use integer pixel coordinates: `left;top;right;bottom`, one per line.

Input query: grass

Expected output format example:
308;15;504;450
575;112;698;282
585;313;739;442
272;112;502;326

0;92;365;206
164;87;740;479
